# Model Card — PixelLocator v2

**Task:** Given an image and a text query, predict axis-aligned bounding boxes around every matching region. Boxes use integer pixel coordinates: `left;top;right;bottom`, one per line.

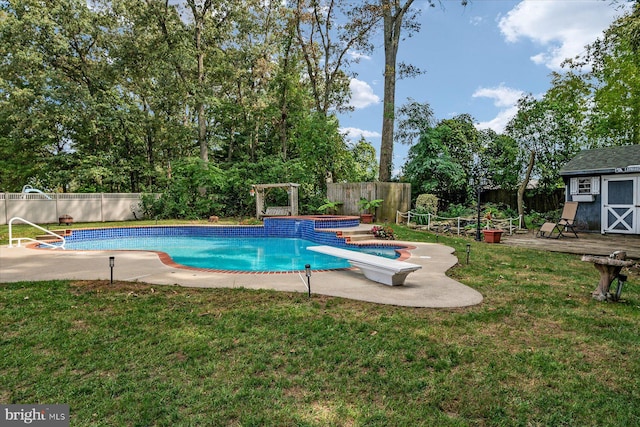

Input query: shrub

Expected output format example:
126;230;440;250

140;158;224;219
415;194;439;215
440;203;474;218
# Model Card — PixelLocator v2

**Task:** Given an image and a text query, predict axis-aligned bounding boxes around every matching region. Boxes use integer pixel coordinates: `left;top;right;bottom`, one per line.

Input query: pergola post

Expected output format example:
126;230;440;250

289;184;298;216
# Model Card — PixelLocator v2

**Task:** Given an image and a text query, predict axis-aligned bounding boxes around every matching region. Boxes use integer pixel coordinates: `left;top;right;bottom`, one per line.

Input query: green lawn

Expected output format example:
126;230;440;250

1;224;639;426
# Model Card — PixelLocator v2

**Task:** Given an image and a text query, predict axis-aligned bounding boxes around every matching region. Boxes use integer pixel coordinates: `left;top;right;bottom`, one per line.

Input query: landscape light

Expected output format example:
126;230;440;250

305;264;311;298
109;256;115;285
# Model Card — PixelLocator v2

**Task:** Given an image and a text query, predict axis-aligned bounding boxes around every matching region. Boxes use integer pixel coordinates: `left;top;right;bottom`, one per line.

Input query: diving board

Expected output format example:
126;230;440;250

307;245;421;286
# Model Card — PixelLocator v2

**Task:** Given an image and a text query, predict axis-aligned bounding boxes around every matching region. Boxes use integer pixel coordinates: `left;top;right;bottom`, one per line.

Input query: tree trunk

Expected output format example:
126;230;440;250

196;24;208;163
279;33;294;161
517;150;536;227
378;0;414;182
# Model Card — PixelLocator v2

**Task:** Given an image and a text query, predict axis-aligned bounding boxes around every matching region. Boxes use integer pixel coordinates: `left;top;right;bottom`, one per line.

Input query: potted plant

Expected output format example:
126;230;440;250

482;210;503;243
482;229;503;243
316;199;342;215
358;197;383;224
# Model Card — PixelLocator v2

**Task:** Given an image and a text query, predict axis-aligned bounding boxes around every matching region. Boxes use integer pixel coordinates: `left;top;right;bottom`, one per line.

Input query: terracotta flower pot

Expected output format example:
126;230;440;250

483;229;503;243
360;213;373;224
59;214;74;226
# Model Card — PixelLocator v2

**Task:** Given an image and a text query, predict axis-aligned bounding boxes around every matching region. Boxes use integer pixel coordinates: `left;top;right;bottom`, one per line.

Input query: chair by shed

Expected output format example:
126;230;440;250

537;201;579;239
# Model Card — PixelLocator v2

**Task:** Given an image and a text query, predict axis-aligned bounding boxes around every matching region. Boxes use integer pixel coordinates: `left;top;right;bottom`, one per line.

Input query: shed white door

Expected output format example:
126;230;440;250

602;175;639;234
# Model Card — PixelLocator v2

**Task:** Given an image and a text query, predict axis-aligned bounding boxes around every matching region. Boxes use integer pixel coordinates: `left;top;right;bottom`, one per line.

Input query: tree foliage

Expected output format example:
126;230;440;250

0;0;376;217
402;114;480;205
504;90;585;220
3;0;637;220
557;2;640;146
292;0;378;116
489;2;639;219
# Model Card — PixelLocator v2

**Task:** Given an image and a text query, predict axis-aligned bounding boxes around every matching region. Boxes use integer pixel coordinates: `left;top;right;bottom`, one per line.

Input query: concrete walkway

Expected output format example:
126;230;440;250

0;240;483;308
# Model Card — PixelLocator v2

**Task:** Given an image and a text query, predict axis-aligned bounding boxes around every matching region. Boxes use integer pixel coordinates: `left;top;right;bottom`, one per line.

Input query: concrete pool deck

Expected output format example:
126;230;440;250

0;240;483;308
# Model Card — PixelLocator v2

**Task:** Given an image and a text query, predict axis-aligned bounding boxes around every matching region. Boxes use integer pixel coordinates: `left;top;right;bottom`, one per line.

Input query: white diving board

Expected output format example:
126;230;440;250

307;245;421;286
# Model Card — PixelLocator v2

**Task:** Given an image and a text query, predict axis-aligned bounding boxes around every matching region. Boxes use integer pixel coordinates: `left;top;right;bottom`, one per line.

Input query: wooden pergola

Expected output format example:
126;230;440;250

251;183;299;219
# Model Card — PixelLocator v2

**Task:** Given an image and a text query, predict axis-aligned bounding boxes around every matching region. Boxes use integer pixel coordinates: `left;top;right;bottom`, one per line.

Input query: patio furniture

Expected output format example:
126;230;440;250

263;206;291;217
537;201;579;239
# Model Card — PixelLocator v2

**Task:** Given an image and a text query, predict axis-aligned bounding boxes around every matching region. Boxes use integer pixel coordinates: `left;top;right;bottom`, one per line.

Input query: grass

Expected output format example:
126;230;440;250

1;222;640;425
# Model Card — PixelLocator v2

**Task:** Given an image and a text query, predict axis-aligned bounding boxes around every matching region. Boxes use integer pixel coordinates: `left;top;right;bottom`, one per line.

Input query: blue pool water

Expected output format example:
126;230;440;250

63;236;399;272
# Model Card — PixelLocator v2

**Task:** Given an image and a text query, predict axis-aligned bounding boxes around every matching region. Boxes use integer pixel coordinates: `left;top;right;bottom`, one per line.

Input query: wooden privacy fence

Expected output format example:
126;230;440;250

327;182;411;222
482;188;565;213
0;193;150;225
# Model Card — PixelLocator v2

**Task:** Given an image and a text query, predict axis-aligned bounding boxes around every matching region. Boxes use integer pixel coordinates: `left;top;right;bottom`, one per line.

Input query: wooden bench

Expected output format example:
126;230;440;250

307;245;421;286
263;206;291;217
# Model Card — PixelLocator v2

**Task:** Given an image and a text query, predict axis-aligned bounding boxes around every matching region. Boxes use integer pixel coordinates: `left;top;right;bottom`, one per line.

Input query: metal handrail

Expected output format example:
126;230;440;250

8;217;66;249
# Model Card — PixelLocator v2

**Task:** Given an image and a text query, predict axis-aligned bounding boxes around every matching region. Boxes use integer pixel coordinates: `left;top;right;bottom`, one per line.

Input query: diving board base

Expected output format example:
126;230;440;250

348;261;415;286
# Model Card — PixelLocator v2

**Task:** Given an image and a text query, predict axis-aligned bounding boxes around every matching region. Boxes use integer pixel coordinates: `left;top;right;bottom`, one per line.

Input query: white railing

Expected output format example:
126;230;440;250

8;217;66;249
396;210;523;235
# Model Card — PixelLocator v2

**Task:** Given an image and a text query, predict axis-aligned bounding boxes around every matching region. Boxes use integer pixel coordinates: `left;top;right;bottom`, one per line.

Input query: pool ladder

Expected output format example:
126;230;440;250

8;217;66;249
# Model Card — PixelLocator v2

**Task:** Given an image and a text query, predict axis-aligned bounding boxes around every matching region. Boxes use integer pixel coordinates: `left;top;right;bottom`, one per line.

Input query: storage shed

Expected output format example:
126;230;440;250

560;145;640;234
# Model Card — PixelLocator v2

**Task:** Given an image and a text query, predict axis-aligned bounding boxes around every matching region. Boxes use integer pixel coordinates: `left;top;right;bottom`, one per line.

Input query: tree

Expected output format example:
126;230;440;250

349;137;378;181
0;0;119;191
481;129;521;191
395;98;434;146
377;0;467;182
587;1;640;145
212;0;291;163
563;1;640;146
437;114;479;178
0;0;375;214
292;112;352;193
292;0;378;115
402;115;479;205
378;0;417;182
184;1;242;163
506;92;582;221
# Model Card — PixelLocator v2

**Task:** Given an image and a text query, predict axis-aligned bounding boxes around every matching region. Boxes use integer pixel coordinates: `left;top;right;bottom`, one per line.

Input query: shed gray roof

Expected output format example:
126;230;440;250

560;145;640;176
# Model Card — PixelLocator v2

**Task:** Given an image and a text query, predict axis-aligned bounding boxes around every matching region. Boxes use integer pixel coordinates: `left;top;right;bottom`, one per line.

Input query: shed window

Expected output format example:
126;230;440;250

570;177;600;195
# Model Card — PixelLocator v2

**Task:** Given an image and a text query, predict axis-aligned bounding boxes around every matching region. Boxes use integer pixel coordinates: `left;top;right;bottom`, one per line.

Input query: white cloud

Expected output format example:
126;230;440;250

348;50;372;61
340;127;381;140
349;78;380;109
472;84;524;133
475;106;520;133
472;84;523;108
498;1;628;70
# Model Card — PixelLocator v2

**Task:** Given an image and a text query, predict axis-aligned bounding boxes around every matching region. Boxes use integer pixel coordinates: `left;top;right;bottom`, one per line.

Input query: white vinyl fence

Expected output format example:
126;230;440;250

0;193;150;225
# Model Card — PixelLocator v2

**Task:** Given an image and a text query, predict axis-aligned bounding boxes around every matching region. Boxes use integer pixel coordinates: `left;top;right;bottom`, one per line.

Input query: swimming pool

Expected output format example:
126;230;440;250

55;221;403;272
63;235;398;272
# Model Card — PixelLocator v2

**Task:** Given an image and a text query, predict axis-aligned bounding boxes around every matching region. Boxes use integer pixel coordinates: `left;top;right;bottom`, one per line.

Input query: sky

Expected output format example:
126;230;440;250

337;0;634;177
